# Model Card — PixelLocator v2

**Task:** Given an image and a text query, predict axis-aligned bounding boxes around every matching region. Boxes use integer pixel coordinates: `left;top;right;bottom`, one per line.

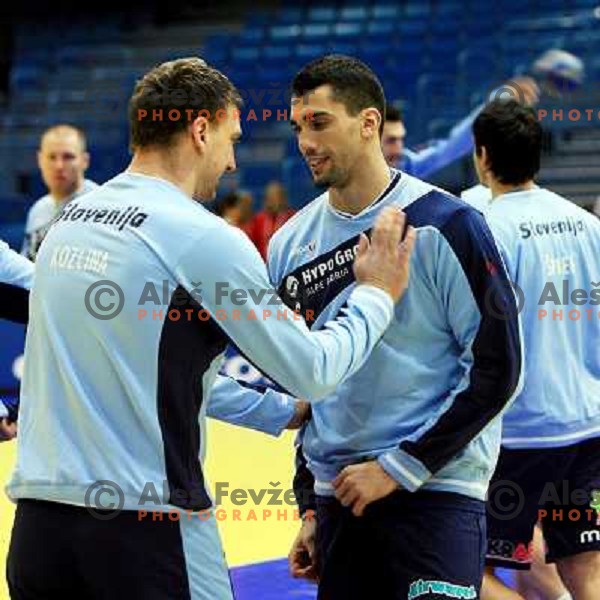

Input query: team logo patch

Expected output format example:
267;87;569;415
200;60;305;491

292;240;317;257
285;275;299;299
408;579;477;599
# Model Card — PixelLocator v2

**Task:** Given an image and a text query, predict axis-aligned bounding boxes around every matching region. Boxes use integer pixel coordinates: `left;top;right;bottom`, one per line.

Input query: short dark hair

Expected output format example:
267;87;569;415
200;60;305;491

473;99;542;185
215;192;243;217
128;57;242;149
385;105;404;123
292;54;386;136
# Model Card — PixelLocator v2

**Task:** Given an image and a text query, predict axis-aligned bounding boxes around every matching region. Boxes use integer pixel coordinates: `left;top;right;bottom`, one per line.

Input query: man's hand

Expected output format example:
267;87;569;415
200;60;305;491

0;419;17;442
288;515;318;582
503;77;540;107
333;461;399;517
354;206;416;303
286;400;310;430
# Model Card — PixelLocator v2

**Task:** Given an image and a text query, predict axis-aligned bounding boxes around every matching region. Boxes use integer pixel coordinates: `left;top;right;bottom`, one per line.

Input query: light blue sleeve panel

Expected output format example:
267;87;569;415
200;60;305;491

175;223;394;402
403;104;481;179
0;239;34;289
206;374;296;437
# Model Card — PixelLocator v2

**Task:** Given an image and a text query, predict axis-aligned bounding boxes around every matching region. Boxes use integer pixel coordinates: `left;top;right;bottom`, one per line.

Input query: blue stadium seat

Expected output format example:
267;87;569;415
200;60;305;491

367;20;396;35
201;44;229;64
328;41;361;56
276;7;305;24
2;2;597;219
262;45;292;61
430;18;461;36
257;66;290;86
404;3;432;18
13;50;53;70
10;65;48;93
302;24;331;40
332;22;363;38
239;26;265;44
307;7;337;22
269;25;302;41
416;73;460;115
295;44;327;60
359;34;390;53
231;46;261;64
399;19;428;37
429;38;461;58
371;5;401;19
339;7;368;21
434;2;463;18
245;12;270;28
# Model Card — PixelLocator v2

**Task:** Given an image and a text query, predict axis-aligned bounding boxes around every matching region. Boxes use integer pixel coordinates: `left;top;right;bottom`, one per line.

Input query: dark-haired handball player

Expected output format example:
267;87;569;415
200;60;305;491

473;100;600;600
462;48;585;210
280;54;523;599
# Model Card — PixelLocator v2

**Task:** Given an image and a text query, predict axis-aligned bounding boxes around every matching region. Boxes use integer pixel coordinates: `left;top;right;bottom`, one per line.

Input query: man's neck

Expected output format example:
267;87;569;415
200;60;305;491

329;153;391;215
490;179;535;200
128;150;194;198
51;180;84;204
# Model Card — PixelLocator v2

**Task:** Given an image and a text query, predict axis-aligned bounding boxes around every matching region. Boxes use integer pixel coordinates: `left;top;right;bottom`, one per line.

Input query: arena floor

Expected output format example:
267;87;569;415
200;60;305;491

0;420;316;599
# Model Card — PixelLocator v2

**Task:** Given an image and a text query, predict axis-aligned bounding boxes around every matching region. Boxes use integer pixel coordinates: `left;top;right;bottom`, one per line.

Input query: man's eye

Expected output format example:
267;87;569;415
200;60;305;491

311;121;326;130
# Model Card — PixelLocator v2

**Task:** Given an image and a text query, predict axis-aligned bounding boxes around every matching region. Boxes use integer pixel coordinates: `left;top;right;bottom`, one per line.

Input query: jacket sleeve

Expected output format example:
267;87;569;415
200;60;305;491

175;224;394;402
206;374;296;437
403;104;481;179
378;207;523;491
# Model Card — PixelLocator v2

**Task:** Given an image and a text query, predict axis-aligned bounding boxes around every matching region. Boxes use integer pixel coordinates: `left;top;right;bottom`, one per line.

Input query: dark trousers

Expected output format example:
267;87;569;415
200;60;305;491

7;499;193;599
315;490;486;600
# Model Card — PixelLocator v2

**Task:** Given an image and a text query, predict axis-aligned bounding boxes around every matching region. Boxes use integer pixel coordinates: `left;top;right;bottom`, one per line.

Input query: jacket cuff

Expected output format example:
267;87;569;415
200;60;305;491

378;448;432;492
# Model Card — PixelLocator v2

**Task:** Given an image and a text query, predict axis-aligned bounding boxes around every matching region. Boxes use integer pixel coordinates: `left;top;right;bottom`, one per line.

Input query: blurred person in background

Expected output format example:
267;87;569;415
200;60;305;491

215;190;254;231
248;180;295;259
22;124;97;261
382;77;539;180
0;238;33;441
237;189;254;230
461;49;584;210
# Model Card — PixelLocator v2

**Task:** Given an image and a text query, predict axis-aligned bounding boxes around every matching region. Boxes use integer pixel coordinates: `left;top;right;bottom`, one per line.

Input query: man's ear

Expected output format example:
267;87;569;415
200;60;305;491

190;115;210;152
479;145;491;171
360;108;382;140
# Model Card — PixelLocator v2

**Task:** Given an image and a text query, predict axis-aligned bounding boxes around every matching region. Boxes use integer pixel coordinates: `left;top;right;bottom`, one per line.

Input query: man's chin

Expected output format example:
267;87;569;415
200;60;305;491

50;183;78;197
312;171;336;190
193;193;215;203
193;186;218;203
